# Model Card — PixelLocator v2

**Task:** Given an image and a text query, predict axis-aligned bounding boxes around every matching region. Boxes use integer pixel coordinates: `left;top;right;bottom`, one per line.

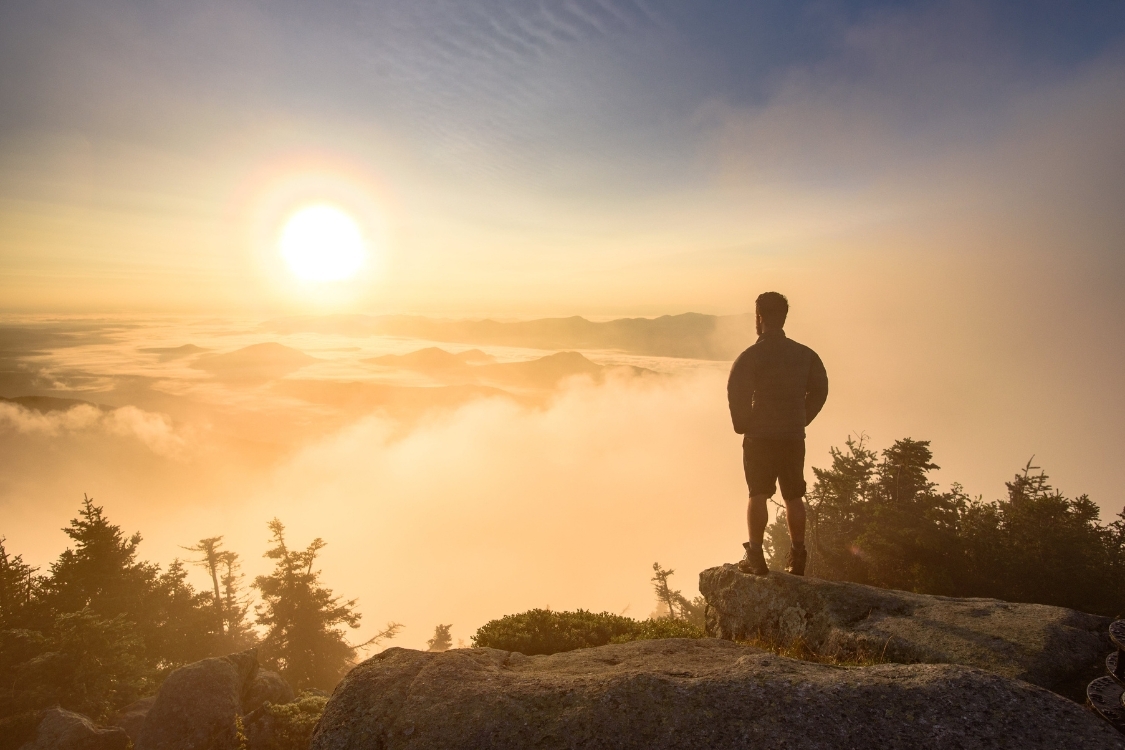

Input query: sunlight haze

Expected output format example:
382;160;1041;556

1;0;1123;655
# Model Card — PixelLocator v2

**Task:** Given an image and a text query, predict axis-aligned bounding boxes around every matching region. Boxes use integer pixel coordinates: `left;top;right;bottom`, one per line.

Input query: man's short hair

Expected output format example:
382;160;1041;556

756;292;788;329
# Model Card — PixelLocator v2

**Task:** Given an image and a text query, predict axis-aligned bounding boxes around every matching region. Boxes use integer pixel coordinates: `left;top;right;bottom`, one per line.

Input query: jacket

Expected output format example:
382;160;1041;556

727;330;828;439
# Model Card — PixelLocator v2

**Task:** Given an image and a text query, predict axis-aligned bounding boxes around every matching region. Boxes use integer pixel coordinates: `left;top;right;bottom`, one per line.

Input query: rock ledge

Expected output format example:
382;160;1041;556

310;639;1124;750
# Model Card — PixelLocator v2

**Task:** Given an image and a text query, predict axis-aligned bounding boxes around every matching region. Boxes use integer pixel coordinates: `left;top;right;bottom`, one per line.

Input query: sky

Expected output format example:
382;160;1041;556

1;1;1125;650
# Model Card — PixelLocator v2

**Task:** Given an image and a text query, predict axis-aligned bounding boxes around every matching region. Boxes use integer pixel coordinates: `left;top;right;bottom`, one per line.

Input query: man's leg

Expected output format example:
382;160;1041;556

783;496;806;548
778;439;808;575
738;438;772;575
781;497;808;575
738;494;771;575
747;494;770;547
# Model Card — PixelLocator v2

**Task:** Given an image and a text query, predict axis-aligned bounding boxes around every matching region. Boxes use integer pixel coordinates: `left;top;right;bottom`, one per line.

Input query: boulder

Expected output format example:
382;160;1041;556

309;639;1125;750
243;669;295;714
136;649;258;750
699;564;1111;698
109;695;155;744
18;707;129;750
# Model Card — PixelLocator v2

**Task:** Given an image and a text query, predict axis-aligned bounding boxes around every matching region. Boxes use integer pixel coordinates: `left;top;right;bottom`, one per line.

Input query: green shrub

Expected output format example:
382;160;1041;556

257;692;329;750
472;609;705;655
613;617;705;642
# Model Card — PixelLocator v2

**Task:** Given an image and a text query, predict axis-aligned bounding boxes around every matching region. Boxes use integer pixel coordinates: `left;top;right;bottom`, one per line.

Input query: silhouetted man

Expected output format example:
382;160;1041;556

727;292;828;576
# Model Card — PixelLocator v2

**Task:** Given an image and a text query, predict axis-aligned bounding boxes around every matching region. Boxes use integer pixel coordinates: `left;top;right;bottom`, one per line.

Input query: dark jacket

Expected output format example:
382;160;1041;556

727;330;828;439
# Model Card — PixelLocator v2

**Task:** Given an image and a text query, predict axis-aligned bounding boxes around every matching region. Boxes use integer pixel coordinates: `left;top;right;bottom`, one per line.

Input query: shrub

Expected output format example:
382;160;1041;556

472;609;705;655
613;617;705;642
257;692;329;750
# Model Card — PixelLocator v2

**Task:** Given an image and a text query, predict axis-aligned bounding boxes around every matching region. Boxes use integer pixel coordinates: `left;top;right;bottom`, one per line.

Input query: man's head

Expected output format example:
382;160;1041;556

755;292;788;335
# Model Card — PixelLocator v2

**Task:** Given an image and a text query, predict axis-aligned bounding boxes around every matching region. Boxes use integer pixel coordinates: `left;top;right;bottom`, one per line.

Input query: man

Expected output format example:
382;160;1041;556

727;292;828;576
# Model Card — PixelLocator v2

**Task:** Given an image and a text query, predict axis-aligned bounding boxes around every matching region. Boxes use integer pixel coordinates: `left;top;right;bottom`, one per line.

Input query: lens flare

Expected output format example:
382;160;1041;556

278;204;365;282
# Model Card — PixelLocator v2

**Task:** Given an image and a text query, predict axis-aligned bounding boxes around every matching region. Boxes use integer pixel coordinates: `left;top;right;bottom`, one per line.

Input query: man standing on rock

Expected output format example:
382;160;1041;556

727;292;828;576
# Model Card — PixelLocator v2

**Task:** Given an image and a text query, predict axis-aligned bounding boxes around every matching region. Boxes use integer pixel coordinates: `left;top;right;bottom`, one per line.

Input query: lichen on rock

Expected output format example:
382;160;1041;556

700;563;1111;697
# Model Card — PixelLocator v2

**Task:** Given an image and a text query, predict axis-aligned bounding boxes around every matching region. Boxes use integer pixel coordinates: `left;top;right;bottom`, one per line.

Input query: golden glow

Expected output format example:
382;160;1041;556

278;204;366;282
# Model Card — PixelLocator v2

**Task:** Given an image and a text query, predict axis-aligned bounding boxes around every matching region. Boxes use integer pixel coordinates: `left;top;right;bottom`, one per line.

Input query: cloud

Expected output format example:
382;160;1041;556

0;367;748;651
0;402;186;457
229;368;743;649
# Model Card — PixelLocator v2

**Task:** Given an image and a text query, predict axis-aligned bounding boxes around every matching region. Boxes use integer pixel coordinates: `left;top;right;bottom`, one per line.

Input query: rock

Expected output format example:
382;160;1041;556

699;564;1112;698
243;669;295;714
18;707;129;750
309;639;1125;750
109;695;156;744
136;649;258;750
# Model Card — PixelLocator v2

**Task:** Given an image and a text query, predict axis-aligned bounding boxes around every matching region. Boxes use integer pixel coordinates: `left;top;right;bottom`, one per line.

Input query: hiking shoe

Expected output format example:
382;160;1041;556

738;542;769;576
786;546;808;576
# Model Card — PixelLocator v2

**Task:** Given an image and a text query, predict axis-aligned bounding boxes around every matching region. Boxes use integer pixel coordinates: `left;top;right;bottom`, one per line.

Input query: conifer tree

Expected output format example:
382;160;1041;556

218;550;257;649
45;495;156;619
43;496;220;668
182;536;227;637
0;537;39;629
426;624;453;652
649;563;705;627
147;560;219;668
253;519;362;690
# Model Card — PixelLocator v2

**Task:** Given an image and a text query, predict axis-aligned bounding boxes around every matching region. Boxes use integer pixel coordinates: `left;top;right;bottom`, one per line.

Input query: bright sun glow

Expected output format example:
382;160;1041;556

279;204;365;282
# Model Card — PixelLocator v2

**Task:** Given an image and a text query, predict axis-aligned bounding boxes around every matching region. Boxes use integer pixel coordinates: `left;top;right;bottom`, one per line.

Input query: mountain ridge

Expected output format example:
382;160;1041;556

262;312;756;361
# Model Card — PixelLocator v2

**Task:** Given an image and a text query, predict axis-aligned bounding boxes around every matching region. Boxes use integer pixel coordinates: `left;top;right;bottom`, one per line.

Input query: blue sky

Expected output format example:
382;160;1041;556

4;1;1123;184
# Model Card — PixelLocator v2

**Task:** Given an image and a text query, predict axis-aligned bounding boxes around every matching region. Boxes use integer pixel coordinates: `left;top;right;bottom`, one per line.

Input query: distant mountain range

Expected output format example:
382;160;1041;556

193;342;319;382
367;347;653;389
262;313;755;361
139;344;209;362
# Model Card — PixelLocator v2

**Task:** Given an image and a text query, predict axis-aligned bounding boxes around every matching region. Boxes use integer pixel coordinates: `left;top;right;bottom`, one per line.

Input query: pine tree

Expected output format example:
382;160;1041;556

45;495;157;619
182;537;227;638
44;496;220;668
426;624;452;652
146;560;219;669
0;537;39;629
253;519;362;690
218;550;256;650
649;563;705;627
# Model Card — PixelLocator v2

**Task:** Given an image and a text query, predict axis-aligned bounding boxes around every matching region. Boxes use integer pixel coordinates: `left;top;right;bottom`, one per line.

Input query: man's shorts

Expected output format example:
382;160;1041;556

742;437;806;501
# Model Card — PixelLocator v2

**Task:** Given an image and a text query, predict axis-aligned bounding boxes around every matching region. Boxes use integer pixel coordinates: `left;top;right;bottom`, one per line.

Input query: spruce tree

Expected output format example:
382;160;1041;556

44;496;220;669
45;495;156;619
253;519;361;690
426;624;453;652
0;537;39;629
182;537;227;638
218;550;256;649
649;563;705;627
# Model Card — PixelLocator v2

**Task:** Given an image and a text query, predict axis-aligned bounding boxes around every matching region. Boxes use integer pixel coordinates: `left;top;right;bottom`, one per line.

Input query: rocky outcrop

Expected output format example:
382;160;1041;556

700;564;1111;697
309;639;1125;750
110;696;156;744
18;707;129;750
136;649;259;750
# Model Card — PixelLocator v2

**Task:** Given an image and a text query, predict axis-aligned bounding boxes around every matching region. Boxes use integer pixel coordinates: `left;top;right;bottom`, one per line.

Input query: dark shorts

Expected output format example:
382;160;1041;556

743;437;806;501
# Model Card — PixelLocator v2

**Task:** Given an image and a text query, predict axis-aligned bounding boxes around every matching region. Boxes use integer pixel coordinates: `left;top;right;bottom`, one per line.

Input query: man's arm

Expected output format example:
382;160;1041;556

804;352;828;425
727;352;754;434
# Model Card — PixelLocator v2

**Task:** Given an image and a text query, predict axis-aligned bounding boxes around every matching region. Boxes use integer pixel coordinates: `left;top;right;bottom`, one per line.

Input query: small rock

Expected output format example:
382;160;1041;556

18;707;129;750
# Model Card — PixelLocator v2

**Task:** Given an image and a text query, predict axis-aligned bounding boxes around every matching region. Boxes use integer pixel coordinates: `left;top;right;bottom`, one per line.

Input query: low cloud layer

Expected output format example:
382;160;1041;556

0;365;748;650
0;401;185;456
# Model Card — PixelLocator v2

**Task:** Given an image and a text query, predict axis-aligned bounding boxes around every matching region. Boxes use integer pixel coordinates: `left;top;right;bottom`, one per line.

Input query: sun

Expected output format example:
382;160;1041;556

278;204;366;282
